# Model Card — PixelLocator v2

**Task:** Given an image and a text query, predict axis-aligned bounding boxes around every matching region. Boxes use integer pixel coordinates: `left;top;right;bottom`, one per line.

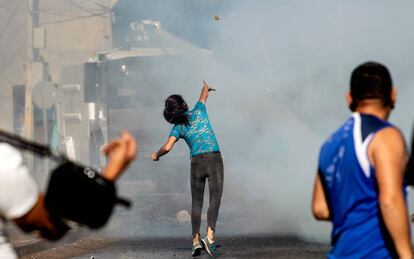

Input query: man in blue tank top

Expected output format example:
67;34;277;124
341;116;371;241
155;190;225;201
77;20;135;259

312;62;412;258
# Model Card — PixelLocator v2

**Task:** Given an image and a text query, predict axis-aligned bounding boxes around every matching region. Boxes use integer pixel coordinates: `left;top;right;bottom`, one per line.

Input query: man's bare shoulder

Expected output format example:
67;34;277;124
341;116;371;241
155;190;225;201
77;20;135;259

369;126;407;167
372;126;405;147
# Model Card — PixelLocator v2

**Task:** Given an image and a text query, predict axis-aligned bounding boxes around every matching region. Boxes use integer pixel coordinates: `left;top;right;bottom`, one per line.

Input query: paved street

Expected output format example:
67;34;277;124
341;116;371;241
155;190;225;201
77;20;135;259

17;234;328;259
12;177;329;258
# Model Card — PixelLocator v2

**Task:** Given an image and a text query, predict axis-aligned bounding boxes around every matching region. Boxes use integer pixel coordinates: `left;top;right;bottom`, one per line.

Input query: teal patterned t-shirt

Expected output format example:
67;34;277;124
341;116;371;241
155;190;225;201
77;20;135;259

170;101;220;157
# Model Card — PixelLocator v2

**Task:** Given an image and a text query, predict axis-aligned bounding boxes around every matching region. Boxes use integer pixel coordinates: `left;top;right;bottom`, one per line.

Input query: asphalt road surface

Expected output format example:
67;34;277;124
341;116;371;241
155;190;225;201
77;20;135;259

17;234;328;258
14;172;330;258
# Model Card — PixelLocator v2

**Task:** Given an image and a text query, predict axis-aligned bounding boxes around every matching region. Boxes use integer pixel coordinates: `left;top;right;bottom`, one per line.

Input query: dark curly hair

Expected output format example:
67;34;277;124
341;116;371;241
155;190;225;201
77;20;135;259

350;62;393;111
163;95;189;125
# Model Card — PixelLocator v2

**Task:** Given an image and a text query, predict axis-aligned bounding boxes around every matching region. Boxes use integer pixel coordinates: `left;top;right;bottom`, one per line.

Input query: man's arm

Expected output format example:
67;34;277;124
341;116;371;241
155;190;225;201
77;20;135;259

152;136;177;161
311;173;330;221
14;194;67;240
370;127;411;259
14;131;138;239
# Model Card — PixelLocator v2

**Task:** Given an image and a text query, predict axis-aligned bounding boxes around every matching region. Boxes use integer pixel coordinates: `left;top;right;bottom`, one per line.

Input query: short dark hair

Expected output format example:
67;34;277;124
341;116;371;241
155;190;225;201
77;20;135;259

163;95;189;125
350;62;393;111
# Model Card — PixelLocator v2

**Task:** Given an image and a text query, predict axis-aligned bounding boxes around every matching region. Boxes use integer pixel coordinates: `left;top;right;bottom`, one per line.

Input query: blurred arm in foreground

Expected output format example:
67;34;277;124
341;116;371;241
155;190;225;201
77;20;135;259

0;131;137;257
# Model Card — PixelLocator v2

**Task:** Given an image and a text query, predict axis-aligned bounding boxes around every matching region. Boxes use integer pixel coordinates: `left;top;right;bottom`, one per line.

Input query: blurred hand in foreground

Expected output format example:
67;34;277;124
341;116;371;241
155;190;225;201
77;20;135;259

102;131;137;181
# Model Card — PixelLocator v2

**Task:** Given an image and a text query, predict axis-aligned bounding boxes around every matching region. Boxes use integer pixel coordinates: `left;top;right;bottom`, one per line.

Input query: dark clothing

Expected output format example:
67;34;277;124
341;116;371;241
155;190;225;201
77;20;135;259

406;126;414;185
190;151;223;235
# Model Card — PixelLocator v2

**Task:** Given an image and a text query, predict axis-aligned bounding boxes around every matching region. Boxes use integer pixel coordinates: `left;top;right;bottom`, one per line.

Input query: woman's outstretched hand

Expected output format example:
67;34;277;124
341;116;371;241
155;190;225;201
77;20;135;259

200;80;215;103
203;80;215;92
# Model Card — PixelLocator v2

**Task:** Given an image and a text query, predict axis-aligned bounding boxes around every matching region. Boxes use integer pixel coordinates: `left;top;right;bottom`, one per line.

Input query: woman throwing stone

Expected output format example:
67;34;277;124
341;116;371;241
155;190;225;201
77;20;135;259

152;81;223;257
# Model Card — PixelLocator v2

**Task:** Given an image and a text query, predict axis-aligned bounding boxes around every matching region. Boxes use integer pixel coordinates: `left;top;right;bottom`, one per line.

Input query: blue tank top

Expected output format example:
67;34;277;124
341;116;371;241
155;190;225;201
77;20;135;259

318;112;402;258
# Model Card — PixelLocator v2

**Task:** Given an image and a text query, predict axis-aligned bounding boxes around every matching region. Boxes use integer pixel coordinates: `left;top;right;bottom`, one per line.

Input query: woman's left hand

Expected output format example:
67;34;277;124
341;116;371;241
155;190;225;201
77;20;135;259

151;152;159;161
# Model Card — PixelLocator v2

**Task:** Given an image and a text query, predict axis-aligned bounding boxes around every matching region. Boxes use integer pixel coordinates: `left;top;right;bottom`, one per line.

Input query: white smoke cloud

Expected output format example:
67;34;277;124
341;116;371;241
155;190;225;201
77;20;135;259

108;0;414;242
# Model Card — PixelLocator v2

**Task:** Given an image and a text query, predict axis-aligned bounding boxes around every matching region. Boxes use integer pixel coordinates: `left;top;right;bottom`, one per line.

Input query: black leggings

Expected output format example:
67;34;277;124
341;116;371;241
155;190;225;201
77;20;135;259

190;152;224;236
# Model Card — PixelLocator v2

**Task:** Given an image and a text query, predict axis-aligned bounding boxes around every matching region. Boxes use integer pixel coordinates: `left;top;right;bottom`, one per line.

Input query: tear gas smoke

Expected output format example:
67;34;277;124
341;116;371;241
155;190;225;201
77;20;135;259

106;0;414;242
5;0;410;243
